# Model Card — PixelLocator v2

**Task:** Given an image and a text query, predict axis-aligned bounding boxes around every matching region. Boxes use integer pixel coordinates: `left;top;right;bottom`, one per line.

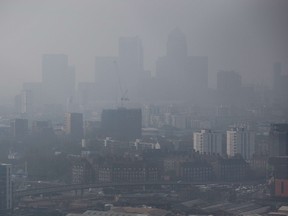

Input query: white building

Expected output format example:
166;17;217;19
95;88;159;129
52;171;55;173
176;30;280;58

0;164;12;215
193;129;223;155
227;127;255;160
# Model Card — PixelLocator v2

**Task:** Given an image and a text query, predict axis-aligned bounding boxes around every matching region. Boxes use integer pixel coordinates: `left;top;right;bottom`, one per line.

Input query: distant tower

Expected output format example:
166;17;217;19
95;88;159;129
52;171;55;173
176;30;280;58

227;127;255;160
64;113;84;142
155;28;208;101
0;164;12;215
166;28;188;58
118;36;144;99
94;56;118;100
42;54;75;105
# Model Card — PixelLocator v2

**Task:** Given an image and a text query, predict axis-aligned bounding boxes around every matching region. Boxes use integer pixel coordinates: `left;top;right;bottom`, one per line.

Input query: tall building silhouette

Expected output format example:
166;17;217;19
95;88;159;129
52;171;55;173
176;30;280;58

94;56;118;101
155;29;208;101
93;37;144;103
118;36;144;100
42;54;75;105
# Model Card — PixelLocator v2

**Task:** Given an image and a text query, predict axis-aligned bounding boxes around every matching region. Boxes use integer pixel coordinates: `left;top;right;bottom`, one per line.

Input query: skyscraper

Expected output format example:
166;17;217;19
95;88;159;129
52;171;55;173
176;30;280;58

0;164;12;215
155;29;208;101
118;36;144;99
42;54;75;105
227;127;255;160
193;129;224;155
64;113;84;142
94;56;118;101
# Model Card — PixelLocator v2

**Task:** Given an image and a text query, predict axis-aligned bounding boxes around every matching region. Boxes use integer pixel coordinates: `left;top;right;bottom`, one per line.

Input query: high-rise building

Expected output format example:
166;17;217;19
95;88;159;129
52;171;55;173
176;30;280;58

10;119;28;139
0;164;12;215
94;56;118;101
193;129;224;155
227;127;255;160
42;54;75;105
155;29;208;101
118;36;144;99
101;108;142;141
269;123;288;157
64;113;83;142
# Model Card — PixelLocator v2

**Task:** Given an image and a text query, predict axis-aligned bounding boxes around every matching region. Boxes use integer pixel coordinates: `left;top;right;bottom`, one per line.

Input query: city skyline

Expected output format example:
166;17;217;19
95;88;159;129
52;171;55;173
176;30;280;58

1;0;288;103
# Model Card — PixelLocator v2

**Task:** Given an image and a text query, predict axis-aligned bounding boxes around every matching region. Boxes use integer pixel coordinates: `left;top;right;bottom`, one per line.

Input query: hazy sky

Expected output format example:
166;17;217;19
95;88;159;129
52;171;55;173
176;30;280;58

0;0;288;103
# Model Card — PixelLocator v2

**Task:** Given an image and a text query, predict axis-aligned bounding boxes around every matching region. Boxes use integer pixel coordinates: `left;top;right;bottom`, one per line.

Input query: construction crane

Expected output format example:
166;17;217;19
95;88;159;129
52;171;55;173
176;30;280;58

113;61;129;107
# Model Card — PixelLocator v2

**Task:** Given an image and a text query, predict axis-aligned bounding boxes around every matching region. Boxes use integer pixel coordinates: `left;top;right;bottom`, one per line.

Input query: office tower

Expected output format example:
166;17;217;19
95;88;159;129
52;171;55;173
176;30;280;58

155;29;208;101
64;113;84;142
10;119;28;139
269;123;288;157
0;164;12;215
118;36;144;99
94;56;118;100
166;28;187;58
227;127;255;160
101;108;142;141
193;129;224;155
42;54;75;105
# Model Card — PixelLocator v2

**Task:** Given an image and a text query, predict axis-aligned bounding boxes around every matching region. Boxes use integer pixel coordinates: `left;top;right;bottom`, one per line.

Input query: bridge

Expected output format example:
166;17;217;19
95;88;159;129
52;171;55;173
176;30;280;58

14;181;203;198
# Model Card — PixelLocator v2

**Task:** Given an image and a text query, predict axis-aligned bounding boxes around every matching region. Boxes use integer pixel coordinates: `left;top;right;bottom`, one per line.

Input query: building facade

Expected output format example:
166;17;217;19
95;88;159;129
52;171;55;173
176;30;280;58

269;123;288;157
227;127;255;160
193;129;224;155
64;113;84;142
0;164;12;215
